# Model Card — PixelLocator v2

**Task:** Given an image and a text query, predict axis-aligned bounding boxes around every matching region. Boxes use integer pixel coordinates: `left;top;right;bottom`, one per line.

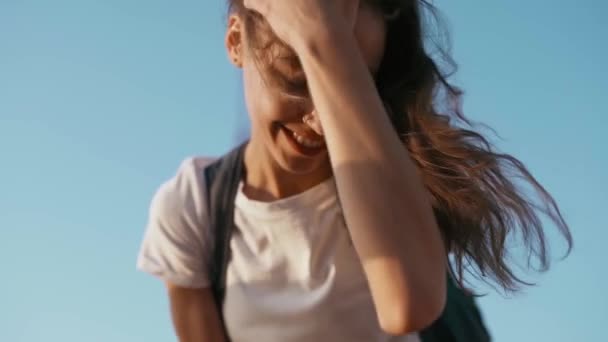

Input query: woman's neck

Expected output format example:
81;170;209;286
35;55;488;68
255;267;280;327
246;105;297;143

242;140;332;202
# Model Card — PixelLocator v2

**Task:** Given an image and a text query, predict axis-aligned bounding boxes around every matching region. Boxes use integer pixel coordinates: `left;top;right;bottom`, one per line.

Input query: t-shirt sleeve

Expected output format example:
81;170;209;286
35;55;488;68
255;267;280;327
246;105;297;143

136;157;215;288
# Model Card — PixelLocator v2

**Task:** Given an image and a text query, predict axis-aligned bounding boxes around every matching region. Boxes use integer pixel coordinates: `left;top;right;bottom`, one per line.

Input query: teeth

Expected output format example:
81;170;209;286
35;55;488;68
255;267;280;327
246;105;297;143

292;131;323;148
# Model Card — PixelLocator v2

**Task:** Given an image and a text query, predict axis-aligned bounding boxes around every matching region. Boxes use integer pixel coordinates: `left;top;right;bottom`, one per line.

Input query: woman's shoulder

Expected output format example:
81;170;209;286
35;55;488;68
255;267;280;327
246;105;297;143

176;156;219;179
150;156;218;221
167;156;218;190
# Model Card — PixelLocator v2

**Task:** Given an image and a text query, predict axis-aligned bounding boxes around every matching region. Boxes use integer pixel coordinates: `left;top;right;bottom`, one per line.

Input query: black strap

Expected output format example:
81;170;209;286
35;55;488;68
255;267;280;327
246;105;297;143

204;142;248;315
204;141;491;341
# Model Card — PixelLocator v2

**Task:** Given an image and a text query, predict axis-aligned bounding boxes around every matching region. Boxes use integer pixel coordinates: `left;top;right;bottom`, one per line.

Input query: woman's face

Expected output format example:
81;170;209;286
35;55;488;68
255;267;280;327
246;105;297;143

226;3;387;178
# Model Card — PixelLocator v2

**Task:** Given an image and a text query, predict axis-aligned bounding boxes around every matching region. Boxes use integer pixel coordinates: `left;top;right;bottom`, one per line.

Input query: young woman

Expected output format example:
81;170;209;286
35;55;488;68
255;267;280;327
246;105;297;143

137;0;572;341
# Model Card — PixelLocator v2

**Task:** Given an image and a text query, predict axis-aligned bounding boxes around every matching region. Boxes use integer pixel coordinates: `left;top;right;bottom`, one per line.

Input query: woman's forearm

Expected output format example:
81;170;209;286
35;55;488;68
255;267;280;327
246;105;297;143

295;27;447;333
167;285;227;342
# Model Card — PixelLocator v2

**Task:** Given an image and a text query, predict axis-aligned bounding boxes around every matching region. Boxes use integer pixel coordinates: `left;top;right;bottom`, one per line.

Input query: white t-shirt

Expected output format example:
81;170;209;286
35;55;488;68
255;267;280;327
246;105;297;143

137;157;420;342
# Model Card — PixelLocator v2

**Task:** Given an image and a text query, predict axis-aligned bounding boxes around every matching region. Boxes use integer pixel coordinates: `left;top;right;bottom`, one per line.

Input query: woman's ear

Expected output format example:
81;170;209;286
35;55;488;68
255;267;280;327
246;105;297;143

226;14;245;68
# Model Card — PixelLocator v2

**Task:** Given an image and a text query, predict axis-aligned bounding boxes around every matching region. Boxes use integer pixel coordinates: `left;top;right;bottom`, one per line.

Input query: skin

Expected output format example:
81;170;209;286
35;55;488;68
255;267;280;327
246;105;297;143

166;284;227;341
167;1;447;340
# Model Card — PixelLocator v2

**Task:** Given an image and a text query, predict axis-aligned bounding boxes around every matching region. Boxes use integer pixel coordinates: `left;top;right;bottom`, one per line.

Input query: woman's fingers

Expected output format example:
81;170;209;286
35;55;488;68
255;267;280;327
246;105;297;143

303;111;325;136
239;0;360;57
243;0;360;32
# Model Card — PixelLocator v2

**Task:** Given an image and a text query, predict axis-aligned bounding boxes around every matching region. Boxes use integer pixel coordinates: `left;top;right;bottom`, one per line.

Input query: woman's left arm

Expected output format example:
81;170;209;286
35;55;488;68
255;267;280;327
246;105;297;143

296;24;447;335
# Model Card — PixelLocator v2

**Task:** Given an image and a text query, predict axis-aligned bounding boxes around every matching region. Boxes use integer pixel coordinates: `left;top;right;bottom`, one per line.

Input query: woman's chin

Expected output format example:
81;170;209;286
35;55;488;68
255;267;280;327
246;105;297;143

276;150;329;176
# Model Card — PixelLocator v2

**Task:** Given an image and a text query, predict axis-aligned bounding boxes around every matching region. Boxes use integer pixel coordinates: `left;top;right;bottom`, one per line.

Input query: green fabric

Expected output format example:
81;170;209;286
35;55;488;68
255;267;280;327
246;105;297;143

420;276;491;342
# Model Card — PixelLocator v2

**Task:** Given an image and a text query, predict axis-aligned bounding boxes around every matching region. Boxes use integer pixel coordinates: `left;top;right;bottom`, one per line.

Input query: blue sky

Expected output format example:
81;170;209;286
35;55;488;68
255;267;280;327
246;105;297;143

1;1;606;341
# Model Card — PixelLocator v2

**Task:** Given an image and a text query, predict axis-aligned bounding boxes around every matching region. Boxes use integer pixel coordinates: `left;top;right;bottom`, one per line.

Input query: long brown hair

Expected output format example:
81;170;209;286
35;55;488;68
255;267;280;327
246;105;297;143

227;0;573;293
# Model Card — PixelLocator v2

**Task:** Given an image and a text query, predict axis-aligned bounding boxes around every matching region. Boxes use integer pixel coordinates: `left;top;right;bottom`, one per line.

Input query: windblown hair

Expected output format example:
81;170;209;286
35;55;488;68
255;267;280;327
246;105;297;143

227;0;572;292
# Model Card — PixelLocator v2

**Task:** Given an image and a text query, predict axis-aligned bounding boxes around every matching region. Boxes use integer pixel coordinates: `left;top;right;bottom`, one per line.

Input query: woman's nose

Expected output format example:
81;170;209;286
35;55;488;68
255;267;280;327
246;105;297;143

302;111;324;136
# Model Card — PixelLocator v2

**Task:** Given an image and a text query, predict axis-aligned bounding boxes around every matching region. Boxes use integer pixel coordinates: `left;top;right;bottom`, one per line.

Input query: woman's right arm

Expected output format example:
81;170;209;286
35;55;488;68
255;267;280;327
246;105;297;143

166;283;227;342
136;158;223;341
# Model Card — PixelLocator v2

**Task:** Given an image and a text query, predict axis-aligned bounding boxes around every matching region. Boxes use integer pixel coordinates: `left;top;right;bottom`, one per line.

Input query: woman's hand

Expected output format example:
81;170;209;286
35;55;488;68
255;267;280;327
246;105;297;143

243;0;360;52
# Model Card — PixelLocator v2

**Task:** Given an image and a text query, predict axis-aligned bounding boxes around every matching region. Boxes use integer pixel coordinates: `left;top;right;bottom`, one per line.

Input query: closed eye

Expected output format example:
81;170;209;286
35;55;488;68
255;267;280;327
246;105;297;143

282;78;309;98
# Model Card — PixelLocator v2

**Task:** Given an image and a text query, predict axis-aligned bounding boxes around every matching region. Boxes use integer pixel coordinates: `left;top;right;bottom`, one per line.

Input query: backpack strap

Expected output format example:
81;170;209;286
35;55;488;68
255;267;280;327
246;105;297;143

203;142;248;314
